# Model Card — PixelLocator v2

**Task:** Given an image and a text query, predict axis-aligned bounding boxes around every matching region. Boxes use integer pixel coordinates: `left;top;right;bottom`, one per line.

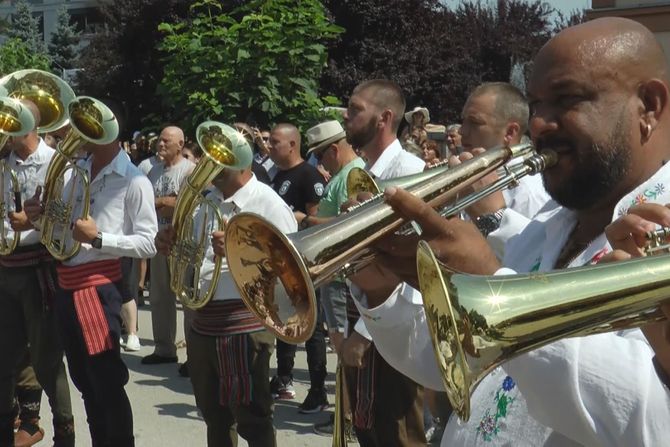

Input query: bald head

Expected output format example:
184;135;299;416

527;17;670;212
269;123;302;169
157;125;185;165
533;17;667;89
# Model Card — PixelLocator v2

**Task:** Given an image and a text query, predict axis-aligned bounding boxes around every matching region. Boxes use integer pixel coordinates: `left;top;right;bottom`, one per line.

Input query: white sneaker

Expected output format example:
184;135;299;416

124;334;141;352
120;336;126;348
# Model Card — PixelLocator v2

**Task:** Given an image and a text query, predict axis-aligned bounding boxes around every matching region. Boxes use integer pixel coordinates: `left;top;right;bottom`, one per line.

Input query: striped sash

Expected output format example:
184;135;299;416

344;286;376;429
216;334;253;406
192;300;264;337
57;259;122;356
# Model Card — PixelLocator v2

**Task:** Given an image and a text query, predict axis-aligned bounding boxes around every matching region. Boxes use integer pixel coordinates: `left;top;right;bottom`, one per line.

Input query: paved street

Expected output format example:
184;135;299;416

39;301;343;447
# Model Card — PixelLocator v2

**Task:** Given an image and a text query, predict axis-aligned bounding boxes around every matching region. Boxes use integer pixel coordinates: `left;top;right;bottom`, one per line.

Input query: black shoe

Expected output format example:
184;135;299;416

141;353;178;365
178;362;189;377
298;387;329;414
270;375;296;400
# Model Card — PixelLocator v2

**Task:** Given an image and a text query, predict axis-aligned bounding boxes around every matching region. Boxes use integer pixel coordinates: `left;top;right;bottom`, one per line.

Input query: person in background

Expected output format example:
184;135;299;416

445;124;463;156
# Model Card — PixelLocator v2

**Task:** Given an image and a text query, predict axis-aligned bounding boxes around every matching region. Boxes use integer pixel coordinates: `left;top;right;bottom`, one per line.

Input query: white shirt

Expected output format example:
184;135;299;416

138;155;160;176
63;150;158;266
350;138;425;340
197;175;297;301
365;138;426;180
352;161;670;446
3;139;54;246
487;154;552;258
147;157;195;228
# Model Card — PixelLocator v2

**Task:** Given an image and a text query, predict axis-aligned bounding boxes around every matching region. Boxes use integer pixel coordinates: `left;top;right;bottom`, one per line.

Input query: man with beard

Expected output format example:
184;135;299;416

340;79;427;446
343;17;670;446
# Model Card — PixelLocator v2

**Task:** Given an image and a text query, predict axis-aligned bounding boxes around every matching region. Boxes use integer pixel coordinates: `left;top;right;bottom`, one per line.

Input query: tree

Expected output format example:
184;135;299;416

158;0;343;135
0;38;51;75
321;0;583;124
7;0;48;57
76;0;191;135
48;5;80;72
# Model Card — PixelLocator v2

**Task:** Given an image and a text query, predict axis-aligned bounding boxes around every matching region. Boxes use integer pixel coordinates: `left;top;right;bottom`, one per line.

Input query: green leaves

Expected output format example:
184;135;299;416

0;38;51;74
157;0;343;136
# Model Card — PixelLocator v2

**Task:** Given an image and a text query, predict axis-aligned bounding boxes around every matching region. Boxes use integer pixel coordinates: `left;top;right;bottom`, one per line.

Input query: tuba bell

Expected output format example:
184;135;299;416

415;240;669;422
39;96;119;260
0;97;37;255
224;142;532;344
169;121;253;309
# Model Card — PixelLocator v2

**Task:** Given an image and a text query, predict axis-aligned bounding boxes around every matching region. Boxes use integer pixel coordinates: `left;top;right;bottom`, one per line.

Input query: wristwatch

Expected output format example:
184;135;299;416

91;232;103;249
474;208;506;237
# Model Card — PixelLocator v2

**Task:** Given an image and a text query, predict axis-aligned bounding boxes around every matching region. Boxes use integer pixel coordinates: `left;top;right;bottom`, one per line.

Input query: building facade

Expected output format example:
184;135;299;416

0;0;103;43
586;0;670;67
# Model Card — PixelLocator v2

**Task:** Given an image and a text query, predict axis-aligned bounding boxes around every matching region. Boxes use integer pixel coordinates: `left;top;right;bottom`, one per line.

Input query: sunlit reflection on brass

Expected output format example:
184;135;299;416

416;240;670;422
226;143;533;344
0;96;36;255
169;121;253;309
40;96;119;261
0;69;74;133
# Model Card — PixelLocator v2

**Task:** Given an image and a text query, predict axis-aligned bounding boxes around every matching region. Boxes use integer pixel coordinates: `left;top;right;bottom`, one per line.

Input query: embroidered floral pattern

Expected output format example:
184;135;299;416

476;375;516;442
619;183;666;215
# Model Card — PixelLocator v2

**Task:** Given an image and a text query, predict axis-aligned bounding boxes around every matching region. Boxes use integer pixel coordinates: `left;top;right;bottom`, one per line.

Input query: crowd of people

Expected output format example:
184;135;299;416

1;15;670;447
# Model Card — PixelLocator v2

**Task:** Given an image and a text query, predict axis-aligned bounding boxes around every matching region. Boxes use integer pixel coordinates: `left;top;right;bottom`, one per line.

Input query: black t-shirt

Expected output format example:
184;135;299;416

251;160;271;185
271;161;325;213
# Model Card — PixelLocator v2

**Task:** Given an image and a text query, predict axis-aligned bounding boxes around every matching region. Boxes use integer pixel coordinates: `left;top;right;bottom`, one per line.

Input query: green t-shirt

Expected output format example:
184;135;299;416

316;157;366;218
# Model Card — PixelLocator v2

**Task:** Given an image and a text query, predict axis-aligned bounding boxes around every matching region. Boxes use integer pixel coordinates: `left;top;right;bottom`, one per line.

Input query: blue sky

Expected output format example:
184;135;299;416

441;0;592;17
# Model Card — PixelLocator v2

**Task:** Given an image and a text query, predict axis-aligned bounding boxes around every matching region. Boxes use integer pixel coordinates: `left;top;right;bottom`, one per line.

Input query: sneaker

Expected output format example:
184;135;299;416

119;336;125;348
124;334;141;352
298;387;329;414
269;375;296;400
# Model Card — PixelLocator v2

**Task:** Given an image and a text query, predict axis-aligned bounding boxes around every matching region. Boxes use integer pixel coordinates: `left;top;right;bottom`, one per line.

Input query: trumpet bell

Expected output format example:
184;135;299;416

67;96;119;147
225;213;317;343
0;96;35;137
0;69;75;133
197;121;253;170
416;240;670;422
169;121;253;309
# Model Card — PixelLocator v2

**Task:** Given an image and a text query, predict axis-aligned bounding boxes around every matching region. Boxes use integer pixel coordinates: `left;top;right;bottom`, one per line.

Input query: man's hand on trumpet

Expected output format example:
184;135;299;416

374;186;501;288
603;202;670;387
72;217;98;244
23;186;43;222
9;210;32;231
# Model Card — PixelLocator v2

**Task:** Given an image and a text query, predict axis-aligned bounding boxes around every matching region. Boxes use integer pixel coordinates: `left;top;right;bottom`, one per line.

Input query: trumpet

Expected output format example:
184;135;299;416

224;142;533;344
0;96;37;255
40;96;119;260
169;122;253;309
416;241;670;422
346;144;536;198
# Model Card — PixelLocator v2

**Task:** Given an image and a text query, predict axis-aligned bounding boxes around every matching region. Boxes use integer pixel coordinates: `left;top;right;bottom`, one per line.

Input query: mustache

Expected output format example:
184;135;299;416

535;136;575;153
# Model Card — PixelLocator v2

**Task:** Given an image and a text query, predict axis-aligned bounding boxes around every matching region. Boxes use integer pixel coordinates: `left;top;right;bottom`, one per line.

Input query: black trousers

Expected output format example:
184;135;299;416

53;281;134;447
275;295;327;388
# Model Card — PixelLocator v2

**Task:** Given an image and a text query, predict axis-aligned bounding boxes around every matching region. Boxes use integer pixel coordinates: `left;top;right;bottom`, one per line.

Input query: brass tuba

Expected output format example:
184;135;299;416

39;96;119;260
415;241;669;422
224;142;533;344
0;97;37;255
169;121;253;309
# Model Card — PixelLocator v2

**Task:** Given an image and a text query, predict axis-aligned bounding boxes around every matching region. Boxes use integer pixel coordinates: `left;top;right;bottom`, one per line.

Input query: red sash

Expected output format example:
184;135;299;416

57;259;122;356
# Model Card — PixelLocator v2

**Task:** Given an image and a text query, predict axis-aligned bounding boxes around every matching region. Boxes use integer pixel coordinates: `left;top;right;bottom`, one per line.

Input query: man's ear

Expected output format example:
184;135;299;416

639;79;669;137
503;122;521;145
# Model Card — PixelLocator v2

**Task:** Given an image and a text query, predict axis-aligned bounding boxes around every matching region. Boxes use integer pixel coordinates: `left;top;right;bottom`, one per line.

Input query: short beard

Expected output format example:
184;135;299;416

346;115;377;150
543;114;630;210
